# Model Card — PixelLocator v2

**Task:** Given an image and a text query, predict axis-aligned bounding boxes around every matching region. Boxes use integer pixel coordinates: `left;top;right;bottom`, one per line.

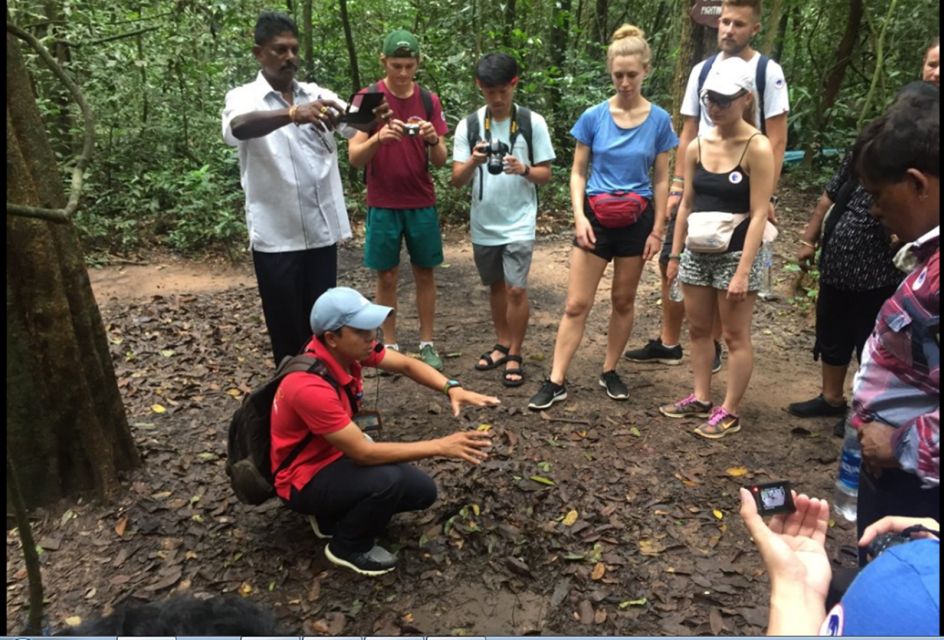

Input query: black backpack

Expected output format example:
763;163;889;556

225;354;345;505
464;104;534;200
696;53;771;133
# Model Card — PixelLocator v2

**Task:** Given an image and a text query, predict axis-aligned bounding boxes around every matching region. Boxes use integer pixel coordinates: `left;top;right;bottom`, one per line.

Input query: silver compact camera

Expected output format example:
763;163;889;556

403;123;421;137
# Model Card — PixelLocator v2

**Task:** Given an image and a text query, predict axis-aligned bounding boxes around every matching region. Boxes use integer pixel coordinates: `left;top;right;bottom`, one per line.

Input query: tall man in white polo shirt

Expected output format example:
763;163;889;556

626;0;789;369
222;11;388;364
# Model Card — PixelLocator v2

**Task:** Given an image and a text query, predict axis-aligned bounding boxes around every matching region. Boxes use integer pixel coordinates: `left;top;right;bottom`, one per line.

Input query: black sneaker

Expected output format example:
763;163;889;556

624;338;683;365
599;370;629;400
711;340;723;374
324;542;397;576
832;417;846;438
787;394;848;418
528;379;567;410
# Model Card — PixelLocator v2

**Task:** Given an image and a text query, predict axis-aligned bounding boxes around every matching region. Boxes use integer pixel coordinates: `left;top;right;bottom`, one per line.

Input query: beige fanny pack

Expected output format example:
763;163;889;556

686;211;779;253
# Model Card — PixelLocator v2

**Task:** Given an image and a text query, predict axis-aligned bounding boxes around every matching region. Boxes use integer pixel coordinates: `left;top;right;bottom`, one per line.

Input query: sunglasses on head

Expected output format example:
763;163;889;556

701;89;748;109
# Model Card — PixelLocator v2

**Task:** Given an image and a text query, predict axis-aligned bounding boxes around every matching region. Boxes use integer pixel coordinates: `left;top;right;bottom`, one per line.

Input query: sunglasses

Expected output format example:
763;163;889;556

700;89;748;109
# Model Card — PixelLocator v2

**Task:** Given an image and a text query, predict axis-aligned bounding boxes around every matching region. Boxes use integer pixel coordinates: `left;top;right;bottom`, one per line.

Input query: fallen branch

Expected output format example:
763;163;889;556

538;411;592;425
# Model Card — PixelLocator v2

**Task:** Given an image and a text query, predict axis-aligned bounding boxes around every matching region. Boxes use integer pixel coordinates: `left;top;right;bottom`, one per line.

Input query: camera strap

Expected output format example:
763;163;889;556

477;105;520;199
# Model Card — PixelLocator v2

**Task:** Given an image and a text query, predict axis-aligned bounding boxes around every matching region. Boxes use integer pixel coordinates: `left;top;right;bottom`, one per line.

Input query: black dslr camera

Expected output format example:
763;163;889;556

484;139;510;175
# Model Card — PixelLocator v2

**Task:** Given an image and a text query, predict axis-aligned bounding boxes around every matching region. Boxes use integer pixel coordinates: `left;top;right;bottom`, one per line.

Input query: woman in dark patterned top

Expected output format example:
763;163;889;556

787;152;903;433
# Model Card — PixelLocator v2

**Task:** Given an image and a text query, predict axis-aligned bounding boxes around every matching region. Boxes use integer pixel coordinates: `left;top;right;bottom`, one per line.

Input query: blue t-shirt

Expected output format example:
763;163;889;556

570;100;678;198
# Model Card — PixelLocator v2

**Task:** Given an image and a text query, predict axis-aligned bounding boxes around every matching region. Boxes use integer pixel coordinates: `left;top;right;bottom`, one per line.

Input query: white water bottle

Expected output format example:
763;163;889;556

833;415;861;522
669;277;684;302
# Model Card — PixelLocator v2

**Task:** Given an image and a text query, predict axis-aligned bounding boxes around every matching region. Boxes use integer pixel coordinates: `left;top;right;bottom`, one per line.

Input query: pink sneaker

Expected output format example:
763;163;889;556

694;406;741;439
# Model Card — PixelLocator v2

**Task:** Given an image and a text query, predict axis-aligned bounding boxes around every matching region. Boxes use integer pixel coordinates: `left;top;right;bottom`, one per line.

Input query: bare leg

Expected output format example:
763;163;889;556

603;256;646;372
549;248;608;385
717;291;758;415
658;261;686;346
376;267;400;344
411;265;436;343
504;285;530;383
822;362;849;405
683;283;717;403
478;282;510;368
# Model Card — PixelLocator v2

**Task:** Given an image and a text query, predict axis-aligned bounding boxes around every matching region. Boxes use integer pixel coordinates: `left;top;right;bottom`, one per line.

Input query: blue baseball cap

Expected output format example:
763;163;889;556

309;287;393;335
821;538;940;636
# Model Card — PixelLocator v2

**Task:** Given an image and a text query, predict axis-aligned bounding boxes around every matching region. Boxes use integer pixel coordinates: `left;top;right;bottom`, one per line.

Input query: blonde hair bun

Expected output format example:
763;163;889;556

612;24;644;42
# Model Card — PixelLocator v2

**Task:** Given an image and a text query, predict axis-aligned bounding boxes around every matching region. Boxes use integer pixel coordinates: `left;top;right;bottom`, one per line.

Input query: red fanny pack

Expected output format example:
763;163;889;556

588;192;649;229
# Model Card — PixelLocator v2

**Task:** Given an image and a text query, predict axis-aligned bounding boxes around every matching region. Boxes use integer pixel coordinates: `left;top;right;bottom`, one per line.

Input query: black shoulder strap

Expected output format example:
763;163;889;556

755;55;769;134
465;112;484;200
272;355;358;476
695;54;718;120
515;105;534;165
737;133;761;165
418;85;433;121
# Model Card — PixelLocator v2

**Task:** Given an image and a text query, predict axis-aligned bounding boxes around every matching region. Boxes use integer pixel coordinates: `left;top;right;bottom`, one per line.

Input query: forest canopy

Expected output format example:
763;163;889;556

8;0;940;254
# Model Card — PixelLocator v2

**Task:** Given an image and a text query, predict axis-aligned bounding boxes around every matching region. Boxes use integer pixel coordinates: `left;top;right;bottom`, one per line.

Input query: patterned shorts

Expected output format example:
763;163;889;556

678;249;764;291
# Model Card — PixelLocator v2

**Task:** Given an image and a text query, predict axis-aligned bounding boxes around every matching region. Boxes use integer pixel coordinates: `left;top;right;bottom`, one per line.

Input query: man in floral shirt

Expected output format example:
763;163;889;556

850;81;939;562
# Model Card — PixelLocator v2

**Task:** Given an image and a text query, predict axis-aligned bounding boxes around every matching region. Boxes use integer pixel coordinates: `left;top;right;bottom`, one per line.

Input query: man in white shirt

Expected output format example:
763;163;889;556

222;11;387;364
625;0;789;369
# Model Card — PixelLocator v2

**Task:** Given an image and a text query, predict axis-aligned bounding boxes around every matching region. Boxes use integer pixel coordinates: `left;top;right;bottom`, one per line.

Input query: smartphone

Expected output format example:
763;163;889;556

747;481;796;516
338;92;384;124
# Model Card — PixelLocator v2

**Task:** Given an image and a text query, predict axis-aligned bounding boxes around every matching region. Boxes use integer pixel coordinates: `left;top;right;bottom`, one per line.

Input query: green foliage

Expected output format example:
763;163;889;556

8;0;939;256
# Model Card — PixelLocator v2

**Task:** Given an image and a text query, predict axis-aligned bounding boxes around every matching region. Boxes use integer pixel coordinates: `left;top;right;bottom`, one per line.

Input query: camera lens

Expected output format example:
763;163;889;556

486;140;507;175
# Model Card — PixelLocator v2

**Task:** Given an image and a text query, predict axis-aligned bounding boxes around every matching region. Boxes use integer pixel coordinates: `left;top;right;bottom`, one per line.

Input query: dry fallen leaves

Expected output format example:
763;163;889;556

562;509;579;526
725;466;749;477
114;515;128;537
590;562;606;580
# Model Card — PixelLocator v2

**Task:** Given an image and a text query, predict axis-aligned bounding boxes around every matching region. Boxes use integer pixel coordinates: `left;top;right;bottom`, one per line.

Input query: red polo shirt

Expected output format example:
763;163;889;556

270;337;386;500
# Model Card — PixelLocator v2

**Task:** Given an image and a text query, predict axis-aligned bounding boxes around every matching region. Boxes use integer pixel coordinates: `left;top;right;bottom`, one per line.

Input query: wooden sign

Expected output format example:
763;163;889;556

690;0;724;28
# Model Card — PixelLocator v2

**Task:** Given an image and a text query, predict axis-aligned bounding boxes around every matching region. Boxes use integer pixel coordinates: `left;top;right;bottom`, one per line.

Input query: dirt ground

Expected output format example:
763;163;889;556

7;197;862;635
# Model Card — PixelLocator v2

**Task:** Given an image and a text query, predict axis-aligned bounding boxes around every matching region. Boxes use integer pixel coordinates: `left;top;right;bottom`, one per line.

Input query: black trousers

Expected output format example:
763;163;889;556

285;457;437;553
252;245;337;365
814;282;899;366
855;467;940;565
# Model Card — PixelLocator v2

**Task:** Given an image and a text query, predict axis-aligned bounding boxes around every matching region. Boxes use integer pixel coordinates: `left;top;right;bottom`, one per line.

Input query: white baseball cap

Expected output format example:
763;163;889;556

309;287;393;335
701;56;754;97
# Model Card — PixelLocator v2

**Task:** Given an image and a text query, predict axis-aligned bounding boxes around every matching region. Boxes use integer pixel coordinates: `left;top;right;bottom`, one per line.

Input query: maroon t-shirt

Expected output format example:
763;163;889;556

364;80;449;209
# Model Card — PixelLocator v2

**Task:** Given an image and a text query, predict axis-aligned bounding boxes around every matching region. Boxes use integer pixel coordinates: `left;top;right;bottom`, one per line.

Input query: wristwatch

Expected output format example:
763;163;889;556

442;379;462;395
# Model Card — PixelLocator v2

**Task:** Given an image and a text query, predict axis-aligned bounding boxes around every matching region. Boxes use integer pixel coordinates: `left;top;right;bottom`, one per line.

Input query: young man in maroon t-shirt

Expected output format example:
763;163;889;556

271;287;499;576
349;30;450;371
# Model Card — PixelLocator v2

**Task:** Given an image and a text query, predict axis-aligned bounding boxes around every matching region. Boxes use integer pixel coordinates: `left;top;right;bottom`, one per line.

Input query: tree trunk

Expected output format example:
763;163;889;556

503;0;517;48
761;0;783;55
547;0;573;114
338;0;360;94
302;0;314;82
592;0;609;49
6;32;140;509
819;0;863;119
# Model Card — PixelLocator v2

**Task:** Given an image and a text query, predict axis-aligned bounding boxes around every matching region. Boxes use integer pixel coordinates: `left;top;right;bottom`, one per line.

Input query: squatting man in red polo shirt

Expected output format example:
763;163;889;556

270;287;500;575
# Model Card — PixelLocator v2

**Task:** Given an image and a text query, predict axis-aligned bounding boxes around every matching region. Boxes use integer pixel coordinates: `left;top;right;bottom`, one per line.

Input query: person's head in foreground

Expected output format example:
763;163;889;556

310;286;393;363
700;55;756;127
852;81;939;244
922;36;939;86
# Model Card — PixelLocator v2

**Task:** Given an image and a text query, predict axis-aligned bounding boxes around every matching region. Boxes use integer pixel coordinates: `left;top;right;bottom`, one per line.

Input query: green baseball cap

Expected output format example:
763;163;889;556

382;29;420;57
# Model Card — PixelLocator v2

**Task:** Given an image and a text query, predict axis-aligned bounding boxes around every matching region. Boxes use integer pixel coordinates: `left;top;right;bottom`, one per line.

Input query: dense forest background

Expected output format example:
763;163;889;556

8;0;939;256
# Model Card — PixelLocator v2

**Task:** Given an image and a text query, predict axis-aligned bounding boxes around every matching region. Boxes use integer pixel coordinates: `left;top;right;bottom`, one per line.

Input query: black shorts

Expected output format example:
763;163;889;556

573;197;654;262
814;281;899;366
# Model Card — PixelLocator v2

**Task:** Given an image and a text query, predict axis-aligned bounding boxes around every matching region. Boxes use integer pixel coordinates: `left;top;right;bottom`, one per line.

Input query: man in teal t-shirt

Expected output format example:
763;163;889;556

451;53;555;387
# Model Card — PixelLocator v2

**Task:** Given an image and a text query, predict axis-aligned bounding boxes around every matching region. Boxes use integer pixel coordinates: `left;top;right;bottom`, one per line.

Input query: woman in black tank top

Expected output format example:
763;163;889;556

659;56;775;440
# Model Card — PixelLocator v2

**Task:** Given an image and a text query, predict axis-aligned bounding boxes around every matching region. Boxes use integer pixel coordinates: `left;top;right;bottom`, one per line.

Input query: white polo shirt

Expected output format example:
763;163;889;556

681;51;789;135
222;72;356;252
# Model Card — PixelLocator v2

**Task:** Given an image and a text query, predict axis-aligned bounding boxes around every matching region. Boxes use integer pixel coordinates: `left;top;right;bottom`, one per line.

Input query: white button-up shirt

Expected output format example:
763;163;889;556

222;72;356;252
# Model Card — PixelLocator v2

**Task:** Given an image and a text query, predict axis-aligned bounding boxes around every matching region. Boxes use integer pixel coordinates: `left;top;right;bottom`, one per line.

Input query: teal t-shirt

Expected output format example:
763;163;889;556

570;100;678;198
453;106;556;246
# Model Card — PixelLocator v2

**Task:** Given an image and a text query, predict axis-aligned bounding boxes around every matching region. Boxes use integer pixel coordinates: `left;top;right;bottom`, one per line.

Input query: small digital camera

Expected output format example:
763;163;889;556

747;480;796;516
403;123;421;137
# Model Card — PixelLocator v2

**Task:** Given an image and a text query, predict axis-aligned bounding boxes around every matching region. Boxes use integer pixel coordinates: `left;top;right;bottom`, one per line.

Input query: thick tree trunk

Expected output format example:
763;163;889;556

338;0;360;94
6;32;140;509
819;0;863;119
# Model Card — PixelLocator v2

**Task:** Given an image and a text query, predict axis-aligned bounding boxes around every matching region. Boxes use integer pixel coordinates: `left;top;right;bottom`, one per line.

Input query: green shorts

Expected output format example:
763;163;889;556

363;206;444;271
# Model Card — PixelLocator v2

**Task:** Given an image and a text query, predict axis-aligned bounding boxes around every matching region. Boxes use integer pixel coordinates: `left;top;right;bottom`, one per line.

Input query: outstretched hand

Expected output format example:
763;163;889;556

438;430;492;464
448;387;500;417
738;488;832;634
